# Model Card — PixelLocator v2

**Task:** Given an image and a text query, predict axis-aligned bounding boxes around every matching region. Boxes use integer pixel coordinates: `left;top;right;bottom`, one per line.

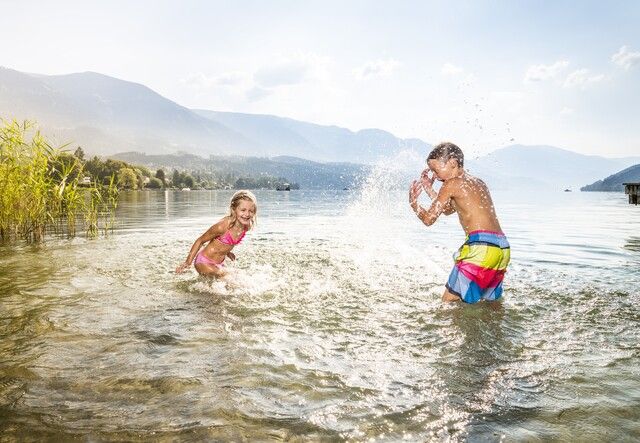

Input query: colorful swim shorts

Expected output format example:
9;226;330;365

446;230;511;303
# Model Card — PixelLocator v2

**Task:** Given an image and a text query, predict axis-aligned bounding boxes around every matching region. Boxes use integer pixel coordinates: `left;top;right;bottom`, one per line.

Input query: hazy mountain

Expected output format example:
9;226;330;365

581;164;640;192
112;152;368;190
193;110;430;163
3;66;638;190
0;67;263;157
0;67;427;163
466;145;640;191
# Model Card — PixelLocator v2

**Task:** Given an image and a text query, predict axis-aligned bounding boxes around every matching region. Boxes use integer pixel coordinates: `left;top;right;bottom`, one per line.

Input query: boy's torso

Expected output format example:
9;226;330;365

448;174;503;235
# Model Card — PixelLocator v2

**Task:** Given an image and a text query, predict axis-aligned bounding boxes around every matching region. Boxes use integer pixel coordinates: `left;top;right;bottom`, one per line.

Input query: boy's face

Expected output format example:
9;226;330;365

427;158;459;181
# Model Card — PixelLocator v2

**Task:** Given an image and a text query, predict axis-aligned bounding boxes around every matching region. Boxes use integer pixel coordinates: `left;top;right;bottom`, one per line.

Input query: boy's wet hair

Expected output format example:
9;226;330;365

427;142;464;167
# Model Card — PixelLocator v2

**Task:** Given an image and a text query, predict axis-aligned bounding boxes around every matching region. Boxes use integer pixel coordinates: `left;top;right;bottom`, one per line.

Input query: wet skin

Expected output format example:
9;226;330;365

409;157;504;301
176;199;256;278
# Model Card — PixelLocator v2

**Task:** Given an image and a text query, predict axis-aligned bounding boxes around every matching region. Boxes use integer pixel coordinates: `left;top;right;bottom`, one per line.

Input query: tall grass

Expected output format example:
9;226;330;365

0;120;118;242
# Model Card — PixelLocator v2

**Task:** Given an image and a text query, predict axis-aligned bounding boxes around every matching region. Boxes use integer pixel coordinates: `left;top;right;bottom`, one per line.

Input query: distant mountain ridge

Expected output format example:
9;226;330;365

0;66;426;163
193;109;429;163
466;145;640;190
2;66;639;190
112;151;367;190
581;164;640;192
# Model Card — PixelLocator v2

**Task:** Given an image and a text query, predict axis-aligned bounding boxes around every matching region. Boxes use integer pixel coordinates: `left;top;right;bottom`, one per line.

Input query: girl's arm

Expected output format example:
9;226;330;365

175;218;229;273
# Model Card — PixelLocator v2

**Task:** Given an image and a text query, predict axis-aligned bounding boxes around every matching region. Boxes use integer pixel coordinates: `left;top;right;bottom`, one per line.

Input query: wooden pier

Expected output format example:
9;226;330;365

623;182;640;205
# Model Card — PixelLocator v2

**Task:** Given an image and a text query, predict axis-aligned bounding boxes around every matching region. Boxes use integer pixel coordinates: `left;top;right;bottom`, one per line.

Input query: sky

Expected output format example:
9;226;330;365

1;0;639;157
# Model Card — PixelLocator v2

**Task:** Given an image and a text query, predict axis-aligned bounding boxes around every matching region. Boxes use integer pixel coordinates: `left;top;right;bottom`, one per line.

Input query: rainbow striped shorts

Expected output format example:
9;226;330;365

446;230;511;303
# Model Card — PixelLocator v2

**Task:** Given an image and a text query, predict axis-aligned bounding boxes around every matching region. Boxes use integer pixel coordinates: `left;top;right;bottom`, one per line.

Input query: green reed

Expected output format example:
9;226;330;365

0;120;118;242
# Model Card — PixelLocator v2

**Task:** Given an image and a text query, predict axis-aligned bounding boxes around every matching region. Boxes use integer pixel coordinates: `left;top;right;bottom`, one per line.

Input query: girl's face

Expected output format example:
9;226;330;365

233;199;256;228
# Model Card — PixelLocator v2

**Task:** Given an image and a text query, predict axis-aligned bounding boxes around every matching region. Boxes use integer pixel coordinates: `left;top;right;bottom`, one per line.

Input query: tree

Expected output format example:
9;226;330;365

183;174;194;188
134;168;145;190
155;169;166;187
73;146;85;161
172;169;181;188
102;159;129;183
137;166;151;178
147;177;163;189
117;168;138;190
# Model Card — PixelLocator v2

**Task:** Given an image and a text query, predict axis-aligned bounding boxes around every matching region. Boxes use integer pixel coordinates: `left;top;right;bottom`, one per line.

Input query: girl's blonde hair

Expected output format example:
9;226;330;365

227;190;258;229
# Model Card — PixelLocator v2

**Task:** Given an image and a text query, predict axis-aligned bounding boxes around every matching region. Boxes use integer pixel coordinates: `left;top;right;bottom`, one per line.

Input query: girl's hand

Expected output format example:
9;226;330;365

175;262;189;274
409;180;422;207
420;169;434;190
226;252;236;261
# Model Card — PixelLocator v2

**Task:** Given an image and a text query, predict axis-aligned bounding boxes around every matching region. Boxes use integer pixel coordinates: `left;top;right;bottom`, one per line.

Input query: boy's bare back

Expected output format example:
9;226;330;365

439;173;503;235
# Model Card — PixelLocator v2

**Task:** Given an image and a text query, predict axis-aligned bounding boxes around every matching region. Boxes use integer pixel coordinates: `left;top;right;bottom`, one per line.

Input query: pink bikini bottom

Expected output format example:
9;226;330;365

194;250;224;269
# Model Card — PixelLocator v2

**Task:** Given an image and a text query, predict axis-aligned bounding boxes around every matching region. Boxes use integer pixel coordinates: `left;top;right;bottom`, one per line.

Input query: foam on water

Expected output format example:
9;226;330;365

187;264;285;297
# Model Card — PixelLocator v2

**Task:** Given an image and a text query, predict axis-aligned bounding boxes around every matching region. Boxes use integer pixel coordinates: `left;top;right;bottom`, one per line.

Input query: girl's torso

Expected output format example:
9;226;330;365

201;225;246;262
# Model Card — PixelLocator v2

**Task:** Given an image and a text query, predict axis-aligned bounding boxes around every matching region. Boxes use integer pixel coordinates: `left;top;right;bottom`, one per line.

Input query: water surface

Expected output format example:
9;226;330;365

1;187;639;441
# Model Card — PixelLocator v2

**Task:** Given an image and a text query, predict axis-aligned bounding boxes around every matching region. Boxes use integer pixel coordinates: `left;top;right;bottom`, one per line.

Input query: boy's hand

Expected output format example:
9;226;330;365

420;169;434;190
409;180;422;208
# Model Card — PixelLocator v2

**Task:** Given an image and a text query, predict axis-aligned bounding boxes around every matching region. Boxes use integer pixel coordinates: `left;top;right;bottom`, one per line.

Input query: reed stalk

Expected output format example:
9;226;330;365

0;119;119;242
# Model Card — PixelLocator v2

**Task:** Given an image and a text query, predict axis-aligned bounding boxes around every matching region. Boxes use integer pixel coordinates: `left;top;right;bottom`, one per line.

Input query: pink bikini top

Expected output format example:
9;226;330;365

216;228;246;246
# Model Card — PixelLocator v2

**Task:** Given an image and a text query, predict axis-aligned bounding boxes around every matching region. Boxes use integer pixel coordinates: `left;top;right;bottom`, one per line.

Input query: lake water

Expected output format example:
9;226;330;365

1;182;639;440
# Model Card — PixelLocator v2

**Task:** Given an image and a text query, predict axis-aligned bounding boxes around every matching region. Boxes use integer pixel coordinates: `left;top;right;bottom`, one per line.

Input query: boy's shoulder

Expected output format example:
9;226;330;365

443;173;489;194
442;176;465;191
459;172;487;187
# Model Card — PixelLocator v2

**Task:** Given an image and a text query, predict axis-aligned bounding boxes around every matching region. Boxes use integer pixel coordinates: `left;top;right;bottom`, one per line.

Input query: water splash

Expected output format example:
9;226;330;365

350;149;424;217
188;264;285;297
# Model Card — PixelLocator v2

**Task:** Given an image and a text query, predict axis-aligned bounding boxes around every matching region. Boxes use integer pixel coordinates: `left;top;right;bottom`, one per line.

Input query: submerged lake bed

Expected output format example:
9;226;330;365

1;189;639;441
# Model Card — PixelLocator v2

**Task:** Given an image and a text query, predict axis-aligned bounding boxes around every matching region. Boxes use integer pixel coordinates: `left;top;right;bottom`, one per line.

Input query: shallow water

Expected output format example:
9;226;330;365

1;186;639;441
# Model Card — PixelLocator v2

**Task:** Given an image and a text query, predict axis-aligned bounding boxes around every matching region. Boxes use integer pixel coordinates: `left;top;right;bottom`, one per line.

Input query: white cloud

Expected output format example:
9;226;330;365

180;72;211;88
245;85;272;102
524;60;569;82
353;58;400;80
611;45;640;70
180;71;246;89
441;63;463;76
181;53;333;104
560;107;574;116
252;53;332;89
214;72;245;86
254;60;309;88
563;69;604;88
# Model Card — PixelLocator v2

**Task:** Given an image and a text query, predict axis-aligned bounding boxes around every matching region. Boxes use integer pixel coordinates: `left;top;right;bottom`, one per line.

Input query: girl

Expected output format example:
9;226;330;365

175;190;257;278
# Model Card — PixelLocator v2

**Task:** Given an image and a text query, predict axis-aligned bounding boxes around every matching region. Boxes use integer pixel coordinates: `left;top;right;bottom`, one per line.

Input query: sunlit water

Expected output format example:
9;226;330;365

1;176;639;440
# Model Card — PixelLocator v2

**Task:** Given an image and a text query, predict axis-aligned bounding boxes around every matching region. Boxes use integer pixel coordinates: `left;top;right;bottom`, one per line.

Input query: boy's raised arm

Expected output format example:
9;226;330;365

420;169;455;215
410;180;455;226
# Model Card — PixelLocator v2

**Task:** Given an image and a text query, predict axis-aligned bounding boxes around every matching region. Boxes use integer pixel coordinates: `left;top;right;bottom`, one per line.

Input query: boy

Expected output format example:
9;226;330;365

409;142;510;303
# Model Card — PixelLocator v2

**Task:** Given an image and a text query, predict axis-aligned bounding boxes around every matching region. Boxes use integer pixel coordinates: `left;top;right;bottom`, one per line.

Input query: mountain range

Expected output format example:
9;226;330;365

1;66;638;190
112;151;367;190
0;66;426;164
581;164;640;192
466;145;640;190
